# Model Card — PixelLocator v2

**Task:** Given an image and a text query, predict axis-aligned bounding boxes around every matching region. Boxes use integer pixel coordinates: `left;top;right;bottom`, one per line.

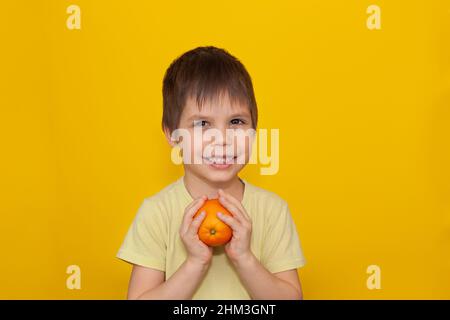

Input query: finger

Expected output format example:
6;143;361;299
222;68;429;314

181;196;206;234
218;189;248;217
216;212;241;232
187;211;207;237
217;194;246;225
181;196;207;234
186;195;207;213
218;189;251;222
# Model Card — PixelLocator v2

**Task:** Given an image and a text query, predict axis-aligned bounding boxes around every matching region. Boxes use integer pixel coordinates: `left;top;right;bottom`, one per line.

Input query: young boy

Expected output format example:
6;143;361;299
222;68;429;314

116;46;306;299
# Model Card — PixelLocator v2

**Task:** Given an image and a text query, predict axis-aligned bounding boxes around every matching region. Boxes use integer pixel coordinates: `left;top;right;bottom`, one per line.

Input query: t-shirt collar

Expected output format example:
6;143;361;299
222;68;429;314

179;176;249;205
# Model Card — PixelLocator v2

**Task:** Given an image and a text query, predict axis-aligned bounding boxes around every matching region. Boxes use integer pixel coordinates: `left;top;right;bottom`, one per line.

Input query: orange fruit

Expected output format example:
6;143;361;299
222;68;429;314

193;199;233;247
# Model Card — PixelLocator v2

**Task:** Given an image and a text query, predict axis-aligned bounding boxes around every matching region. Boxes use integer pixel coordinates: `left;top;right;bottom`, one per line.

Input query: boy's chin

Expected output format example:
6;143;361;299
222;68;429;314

191;164;241;184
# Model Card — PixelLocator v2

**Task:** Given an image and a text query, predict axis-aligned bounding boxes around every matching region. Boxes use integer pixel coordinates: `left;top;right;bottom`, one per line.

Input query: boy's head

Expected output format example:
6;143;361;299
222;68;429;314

162;46;258;184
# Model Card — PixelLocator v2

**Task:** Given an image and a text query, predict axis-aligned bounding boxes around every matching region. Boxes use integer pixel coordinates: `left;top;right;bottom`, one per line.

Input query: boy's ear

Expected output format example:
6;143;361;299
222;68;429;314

163;126;177;147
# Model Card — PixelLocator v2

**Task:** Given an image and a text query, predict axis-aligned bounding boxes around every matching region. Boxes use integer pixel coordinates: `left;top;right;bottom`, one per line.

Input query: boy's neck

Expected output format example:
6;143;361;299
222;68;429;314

183;172;245;202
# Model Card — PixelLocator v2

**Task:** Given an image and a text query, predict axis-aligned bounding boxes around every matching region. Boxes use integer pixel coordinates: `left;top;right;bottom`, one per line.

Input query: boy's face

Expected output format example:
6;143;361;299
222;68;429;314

172;94;254;184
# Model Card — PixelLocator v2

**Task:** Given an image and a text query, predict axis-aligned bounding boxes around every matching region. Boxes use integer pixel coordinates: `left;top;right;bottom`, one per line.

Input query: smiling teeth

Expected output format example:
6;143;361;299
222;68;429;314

205;156;235;164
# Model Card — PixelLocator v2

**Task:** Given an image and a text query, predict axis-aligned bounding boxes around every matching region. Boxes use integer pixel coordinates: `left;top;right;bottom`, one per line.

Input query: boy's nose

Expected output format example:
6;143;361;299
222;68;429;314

203;126;237;157
207;127;227;145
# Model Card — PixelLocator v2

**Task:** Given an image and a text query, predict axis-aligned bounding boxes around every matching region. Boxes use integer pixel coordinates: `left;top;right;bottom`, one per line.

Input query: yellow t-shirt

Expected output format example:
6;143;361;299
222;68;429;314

116;176;306;299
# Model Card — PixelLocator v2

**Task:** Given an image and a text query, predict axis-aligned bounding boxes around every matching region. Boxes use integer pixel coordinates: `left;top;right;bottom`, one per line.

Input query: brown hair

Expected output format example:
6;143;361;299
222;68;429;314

162;46;258;134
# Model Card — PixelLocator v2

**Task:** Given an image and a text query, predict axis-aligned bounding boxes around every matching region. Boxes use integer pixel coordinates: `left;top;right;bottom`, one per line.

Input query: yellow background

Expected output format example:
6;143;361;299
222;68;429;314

0;0;449;299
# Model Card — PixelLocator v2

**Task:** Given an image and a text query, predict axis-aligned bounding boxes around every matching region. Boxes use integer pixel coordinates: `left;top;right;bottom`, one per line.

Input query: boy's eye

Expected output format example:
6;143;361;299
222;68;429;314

230;118;245;125
193;120;208;127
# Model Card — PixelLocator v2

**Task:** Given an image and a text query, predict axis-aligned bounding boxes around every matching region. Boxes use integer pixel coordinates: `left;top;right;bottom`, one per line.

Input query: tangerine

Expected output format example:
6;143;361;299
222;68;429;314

193;199;233;247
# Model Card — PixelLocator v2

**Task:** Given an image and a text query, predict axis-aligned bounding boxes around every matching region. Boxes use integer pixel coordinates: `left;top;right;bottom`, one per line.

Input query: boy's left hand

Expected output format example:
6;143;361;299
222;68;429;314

216;189;253;264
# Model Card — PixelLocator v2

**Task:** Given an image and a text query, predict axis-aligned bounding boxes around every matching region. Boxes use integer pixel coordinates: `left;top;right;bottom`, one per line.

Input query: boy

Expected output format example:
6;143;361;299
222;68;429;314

116;46;306;299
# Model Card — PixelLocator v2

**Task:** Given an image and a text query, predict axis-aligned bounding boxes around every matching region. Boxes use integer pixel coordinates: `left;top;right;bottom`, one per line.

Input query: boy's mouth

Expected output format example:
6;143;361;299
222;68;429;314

202;155;237;170
203;155;237;165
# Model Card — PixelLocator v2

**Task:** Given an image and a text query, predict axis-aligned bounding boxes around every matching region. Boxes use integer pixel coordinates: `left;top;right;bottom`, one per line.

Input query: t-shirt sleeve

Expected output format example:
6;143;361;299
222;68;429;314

116;198;166;272
261;201;306;273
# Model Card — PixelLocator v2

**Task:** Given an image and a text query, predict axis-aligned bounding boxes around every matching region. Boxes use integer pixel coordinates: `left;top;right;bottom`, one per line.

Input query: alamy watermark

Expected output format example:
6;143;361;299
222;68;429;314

170;125;279;175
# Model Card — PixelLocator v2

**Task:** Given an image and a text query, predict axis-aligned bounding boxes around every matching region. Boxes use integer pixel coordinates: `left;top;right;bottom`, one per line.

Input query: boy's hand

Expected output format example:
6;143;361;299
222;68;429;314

180;195;213;267
216;189;253;265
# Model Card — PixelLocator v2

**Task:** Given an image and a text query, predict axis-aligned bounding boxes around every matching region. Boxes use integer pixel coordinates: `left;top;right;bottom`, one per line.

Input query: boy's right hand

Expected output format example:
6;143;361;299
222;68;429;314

179;195;213;267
